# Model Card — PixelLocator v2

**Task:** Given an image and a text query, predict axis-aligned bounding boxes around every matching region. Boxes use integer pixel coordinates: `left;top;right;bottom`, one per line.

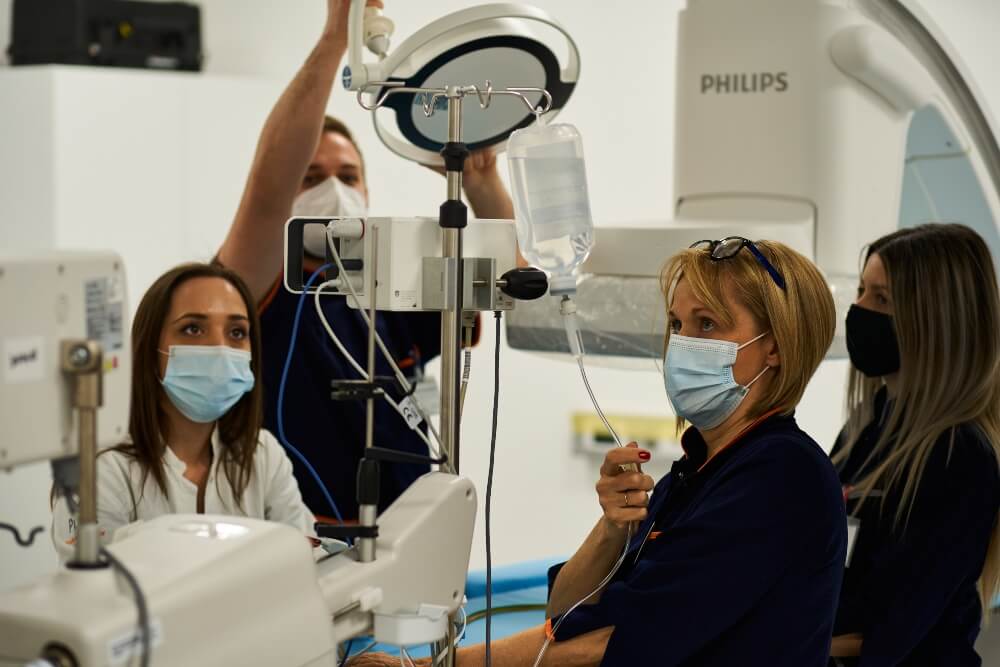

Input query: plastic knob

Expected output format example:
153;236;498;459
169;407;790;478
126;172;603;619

500;267;549;301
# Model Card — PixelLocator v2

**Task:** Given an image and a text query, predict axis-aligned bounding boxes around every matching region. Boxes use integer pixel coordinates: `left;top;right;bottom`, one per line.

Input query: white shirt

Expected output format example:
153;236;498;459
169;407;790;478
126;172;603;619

52;428;315;561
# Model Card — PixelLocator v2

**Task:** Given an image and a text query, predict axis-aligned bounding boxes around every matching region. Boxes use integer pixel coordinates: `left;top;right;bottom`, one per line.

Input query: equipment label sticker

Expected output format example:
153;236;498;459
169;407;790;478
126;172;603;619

108;619;163;665
85;277;125;352
3;336;44;384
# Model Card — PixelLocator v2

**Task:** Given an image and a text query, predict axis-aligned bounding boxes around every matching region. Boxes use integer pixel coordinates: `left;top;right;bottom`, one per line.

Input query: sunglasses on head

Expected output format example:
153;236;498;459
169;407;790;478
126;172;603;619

689;236;787;291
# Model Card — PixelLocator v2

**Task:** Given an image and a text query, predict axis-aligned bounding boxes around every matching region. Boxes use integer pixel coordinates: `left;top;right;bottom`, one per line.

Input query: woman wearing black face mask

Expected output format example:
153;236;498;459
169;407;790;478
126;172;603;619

829;224;1000;665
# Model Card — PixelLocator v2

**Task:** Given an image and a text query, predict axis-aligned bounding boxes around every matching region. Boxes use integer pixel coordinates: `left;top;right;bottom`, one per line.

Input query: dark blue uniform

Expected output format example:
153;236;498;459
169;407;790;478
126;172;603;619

548;413;846;666
832;389;1000;666
257;273;442;519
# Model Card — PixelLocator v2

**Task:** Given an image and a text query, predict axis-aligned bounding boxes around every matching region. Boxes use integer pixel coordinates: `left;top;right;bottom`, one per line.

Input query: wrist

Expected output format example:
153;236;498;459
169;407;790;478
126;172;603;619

597;516;629;545
321;29;349;52
462;169;503;198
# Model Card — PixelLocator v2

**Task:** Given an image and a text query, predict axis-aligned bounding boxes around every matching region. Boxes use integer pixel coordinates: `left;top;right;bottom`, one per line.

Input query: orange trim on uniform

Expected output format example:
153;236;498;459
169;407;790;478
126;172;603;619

260;259;327;315
647;531;663;541
257;276;283;315
315;515;358;526
695;407;785;474
545;617;556;641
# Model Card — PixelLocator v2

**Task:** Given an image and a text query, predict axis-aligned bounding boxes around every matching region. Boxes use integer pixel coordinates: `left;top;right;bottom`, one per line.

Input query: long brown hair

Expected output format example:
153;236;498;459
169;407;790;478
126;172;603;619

832;223;1000;612
116;262;264;512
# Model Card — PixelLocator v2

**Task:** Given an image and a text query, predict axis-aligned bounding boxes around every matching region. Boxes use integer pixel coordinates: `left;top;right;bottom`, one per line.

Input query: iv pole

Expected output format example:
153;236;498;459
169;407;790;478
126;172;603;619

357;81;551;667
357;82;552;471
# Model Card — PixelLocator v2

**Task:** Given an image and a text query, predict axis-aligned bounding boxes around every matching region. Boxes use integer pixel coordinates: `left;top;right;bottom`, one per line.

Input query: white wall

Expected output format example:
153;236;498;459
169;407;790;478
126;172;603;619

0;0;998;589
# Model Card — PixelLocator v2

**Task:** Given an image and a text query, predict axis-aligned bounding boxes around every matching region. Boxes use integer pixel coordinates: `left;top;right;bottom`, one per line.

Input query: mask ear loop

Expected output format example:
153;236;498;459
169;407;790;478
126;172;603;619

744;365;771;389
738;330;773;389
737;329;770;350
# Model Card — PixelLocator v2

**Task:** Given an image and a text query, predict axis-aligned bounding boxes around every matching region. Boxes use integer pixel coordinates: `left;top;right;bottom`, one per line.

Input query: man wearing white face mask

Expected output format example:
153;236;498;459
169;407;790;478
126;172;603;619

215;1;514;521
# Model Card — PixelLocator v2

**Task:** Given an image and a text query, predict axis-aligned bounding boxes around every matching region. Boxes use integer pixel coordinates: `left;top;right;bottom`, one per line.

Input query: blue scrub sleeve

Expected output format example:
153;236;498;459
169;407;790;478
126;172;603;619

856;439;999;665
598;445;842;664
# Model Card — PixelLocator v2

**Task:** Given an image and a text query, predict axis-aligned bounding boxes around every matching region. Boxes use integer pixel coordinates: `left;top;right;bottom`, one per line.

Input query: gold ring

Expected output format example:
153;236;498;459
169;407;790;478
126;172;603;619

623;492;630;507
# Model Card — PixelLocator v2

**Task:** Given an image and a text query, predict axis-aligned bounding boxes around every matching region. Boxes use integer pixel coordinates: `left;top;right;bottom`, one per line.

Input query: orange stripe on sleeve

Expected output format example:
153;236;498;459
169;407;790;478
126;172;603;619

257;276;283;315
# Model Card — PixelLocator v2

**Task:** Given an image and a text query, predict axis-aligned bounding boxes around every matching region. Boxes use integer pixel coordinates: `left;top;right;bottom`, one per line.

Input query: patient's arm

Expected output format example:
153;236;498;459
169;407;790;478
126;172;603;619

455;623;611;667
346;624;612;667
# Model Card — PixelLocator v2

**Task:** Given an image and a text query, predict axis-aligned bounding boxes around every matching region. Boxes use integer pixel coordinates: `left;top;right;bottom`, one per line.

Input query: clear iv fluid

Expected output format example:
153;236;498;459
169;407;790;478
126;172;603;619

508;122;594;294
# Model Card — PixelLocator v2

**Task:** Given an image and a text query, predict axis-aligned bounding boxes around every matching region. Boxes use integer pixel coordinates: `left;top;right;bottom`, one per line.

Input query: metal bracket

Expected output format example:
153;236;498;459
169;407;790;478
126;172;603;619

422;257;513;311
60;339;103;567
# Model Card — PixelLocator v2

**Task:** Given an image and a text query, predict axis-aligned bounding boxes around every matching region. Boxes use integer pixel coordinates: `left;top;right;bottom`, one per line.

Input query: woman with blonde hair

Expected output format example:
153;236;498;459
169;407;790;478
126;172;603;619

352;237;846;666
830;223;1000;665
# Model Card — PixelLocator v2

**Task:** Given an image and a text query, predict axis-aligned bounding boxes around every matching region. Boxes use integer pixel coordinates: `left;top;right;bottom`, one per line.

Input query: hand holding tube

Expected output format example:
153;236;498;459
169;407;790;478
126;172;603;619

596;443;654;531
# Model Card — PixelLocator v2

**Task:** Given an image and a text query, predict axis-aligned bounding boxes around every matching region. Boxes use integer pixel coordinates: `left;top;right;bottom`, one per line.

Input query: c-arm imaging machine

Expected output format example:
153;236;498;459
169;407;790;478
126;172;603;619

1;0;999;665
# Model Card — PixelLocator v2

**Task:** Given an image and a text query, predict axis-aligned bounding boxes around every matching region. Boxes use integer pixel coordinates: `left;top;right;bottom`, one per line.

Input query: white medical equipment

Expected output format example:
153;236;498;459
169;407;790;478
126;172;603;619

344;1;580;165
0;252;130;470
0;253;481;666
508;0;1000;362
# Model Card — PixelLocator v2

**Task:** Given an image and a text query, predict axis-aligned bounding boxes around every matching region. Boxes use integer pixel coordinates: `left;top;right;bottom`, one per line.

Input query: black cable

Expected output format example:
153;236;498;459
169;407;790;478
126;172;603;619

101;547;150;667
338;638;355;666
0;522;44;547
485;311;502;667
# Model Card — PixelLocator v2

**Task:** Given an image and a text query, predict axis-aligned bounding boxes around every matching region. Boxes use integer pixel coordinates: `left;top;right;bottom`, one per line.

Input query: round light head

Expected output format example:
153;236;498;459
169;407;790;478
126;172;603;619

361;4;580;165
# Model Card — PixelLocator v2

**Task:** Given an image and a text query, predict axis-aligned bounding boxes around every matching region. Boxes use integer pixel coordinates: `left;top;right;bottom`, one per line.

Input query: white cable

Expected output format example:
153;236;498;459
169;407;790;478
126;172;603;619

455;604;468;646
326;228;443;448
530;300;637;667
314;279;445;463
532;528;633;667
576;353;624;449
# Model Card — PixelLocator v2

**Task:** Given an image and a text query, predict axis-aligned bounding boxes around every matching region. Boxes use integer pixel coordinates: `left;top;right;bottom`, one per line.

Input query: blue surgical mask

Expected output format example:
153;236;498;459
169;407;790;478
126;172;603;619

159;346;255;423
664;332;770;430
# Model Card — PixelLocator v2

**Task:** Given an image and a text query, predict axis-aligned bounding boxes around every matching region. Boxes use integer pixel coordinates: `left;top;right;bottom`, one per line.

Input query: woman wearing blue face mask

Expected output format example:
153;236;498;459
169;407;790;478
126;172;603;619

52;263;314;561
351;238;846;667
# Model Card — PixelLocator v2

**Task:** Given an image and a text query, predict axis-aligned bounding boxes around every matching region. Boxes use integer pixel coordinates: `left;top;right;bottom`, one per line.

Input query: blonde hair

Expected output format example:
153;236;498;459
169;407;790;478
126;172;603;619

832;223;1000;614
660;239;836;422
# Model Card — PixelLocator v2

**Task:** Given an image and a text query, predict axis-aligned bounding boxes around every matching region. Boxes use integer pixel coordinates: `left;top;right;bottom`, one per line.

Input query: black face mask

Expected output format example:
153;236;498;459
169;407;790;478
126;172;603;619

846;304;901;377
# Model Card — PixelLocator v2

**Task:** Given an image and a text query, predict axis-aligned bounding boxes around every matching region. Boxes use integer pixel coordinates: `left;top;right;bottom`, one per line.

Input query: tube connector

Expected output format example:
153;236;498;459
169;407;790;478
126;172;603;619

559;296;584;359
327;218;365;240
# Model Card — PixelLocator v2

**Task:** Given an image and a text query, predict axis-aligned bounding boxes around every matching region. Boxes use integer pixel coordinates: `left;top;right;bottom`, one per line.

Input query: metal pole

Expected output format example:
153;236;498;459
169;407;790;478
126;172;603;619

359;226;379;563
440;89;465;475
62;340;103;566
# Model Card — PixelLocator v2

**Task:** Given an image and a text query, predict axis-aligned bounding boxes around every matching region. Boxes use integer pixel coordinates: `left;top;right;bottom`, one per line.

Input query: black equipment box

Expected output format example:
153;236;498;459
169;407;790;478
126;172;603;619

8;0;203;71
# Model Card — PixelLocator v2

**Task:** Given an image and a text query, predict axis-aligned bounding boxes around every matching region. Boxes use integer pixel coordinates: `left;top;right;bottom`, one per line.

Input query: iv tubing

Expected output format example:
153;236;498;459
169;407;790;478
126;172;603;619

314;280;444;463
531;296;635;667
325;228;444;449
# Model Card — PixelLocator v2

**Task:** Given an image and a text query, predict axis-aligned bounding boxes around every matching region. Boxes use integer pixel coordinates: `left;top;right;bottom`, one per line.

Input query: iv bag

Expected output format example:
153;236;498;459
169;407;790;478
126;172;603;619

507;119;594;296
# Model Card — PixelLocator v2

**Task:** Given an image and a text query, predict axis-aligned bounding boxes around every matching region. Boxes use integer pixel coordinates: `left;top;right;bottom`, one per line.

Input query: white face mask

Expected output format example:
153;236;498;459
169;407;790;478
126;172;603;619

292;176;368;257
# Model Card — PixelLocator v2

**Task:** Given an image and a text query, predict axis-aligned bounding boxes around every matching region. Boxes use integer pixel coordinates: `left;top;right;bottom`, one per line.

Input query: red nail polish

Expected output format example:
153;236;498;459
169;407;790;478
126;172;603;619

639;451;651;461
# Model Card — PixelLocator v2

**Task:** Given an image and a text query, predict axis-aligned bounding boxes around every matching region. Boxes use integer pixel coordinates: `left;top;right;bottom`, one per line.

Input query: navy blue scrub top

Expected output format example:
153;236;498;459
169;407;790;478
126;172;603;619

257;271;442;519
832;389;1000;666
547;412;847;666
